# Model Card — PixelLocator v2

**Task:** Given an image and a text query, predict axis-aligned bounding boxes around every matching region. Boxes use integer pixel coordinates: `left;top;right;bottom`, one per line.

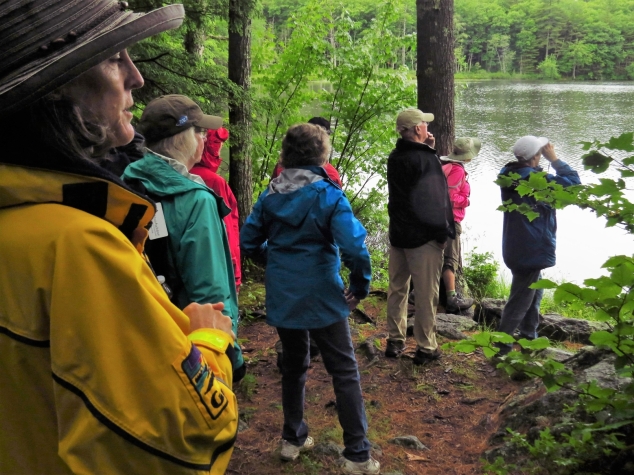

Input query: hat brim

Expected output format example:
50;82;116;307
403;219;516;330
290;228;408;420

447;138;481;162
195;114;224;130
421;113;434;122
0;5;185;113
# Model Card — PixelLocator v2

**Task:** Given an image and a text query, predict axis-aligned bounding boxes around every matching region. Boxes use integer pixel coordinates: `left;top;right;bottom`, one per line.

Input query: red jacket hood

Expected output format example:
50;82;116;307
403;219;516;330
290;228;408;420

200;127;229;173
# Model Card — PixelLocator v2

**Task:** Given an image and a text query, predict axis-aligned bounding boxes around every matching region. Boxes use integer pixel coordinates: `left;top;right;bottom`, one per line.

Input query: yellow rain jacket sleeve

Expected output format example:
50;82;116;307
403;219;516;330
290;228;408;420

0;202;238;475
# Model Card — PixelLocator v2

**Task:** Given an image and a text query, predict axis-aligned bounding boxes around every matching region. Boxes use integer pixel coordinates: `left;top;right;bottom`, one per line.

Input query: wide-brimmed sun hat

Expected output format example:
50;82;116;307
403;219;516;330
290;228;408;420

138;94;224;144
0;0;185;114
447;137;482;163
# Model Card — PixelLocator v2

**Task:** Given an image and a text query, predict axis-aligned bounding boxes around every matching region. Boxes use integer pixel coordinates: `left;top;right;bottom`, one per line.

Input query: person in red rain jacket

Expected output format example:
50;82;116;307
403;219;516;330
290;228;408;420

191;127;242;291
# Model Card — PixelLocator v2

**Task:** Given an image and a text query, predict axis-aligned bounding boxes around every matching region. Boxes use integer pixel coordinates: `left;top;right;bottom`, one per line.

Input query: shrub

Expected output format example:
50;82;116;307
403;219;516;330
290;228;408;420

463;249;500;300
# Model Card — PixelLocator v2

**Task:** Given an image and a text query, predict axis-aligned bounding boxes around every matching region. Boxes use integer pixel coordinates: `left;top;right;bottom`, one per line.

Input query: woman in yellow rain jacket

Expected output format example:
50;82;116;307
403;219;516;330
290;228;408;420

0;2;237;474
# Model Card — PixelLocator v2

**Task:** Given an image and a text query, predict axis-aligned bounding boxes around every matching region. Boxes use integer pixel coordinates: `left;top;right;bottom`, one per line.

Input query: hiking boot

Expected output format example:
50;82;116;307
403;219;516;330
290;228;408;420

494;342;512;357
341;457;380;475
280;436;314;461
445;293;474;313
385;340;405;358
413;348;441;365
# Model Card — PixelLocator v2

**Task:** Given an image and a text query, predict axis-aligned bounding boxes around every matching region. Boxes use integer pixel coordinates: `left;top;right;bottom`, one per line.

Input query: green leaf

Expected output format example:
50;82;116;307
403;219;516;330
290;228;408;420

490;332;516;344
483;347;497;358
553;283;583;304
589;331;618;347
593;308;614;322
518;337;550;350
582;151;612;173
611;262;634;287
530;279;558;290
604;132;634;152
542;374;561;391
525;210;540;222
603;255;634;269
454;341;477;353
579;140;595;151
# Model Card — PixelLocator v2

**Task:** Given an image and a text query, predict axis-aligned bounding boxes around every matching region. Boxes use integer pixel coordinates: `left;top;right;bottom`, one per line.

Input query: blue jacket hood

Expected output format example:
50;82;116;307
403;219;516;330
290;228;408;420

264;166;326;227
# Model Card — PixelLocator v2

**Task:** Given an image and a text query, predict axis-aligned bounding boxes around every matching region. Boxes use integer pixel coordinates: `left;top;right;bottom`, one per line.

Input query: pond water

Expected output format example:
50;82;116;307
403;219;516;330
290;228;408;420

454;81;634;284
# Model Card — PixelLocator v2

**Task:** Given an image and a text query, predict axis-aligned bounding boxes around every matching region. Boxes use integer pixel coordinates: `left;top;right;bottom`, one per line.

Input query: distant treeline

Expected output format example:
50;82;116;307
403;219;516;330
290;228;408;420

261;0;634;80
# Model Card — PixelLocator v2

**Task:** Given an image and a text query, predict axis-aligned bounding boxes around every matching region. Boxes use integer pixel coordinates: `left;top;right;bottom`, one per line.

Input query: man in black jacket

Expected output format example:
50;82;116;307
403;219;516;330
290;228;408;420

385;109;455;365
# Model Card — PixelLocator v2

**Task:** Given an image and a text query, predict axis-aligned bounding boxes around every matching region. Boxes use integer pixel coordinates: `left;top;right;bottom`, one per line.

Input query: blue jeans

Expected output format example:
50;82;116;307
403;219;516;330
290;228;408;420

498;269;544;351
276;319;371;462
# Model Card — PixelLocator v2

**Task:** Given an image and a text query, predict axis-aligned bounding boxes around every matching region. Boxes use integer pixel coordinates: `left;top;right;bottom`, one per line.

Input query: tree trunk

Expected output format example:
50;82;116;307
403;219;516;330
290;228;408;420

228;0;254;227
402;16;407;66
416;0;455;156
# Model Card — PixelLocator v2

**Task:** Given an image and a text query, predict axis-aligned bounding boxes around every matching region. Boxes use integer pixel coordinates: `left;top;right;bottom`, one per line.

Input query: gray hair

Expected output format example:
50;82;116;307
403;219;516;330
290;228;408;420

147;127;198;166
398;124;419;140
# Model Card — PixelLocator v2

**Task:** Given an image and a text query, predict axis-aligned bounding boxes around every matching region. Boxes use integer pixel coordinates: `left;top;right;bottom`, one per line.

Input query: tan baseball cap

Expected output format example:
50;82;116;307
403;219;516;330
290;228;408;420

138;94;223;144
396;108;434;131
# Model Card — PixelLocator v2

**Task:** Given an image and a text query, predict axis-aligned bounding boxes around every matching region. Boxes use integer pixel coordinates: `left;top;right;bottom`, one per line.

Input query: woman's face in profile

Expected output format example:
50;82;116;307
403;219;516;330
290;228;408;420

62;49;144;149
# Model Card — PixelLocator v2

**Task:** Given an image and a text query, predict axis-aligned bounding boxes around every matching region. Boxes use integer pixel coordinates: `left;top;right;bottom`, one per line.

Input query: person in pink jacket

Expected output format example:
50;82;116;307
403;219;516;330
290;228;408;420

191;127;242;291
440;137;481;313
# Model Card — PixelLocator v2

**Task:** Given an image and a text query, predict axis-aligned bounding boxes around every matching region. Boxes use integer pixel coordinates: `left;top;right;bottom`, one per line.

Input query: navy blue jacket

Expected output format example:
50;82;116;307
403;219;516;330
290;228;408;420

240;166;371;330
499;160;580;272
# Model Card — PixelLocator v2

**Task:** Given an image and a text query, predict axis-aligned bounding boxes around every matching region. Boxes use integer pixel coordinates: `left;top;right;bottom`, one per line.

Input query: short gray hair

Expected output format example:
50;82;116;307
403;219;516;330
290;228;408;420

147;127;197;165
398;124;419;140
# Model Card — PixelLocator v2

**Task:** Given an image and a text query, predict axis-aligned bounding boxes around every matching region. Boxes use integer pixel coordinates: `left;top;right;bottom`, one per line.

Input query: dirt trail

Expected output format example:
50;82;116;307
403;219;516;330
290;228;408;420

227;297;521;475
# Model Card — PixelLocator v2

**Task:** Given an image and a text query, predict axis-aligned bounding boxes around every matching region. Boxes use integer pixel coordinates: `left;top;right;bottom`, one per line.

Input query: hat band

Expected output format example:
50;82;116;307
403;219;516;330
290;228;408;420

0;1;130;79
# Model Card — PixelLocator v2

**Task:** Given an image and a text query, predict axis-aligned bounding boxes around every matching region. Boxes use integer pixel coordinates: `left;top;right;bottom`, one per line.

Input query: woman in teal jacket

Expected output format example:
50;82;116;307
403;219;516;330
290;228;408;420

123;94;244;376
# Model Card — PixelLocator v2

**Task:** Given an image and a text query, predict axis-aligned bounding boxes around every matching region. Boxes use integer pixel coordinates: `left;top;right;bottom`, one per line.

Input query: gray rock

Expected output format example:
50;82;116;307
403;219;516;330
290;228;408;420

238;418;249;432
313;442;344;456
389;435;429;451
437;326;468;340
370;441;383;457
408;313;477;340
582;357;632;391
358;340;379;361
475;298;506;326
565;346;612;371
436;313;474;340
437;313;479;332
538;347;574;362
538;313;610;344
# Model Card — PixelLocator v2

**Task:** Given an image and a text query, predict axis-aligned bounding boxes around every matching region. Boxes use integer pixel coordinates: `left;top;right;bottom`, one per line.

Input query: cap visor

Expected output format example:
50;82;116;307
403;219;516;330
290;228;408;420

1;5;185;113
422;113;434;122
197;115;223;130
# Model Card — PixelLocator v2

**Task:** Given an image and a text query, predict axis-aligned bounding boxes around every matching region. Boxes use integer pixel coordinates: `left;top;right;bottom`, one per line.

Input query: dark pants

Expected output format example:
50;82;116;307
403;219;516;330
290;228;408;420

498;269;544;351
276;318;370;462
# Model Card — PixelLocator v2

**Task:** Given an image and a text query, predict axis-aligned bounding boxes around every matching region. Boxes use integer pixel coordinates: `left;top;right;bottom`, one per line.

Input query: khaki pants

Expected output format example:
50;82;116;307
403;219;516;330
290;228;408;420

386;241;444;352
